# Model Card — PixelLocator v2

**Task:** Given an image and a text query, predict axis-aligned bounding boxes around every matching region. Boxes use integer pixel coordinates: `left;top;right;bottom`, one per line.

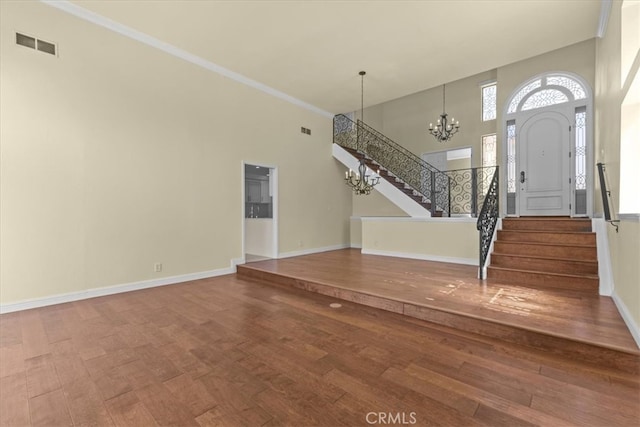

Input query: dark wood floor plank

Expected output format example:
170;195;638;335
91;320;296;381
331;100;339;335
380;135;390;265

0;312;23;347
0;372;30;426
163;373;217;417
25;353;61;398
29;389;73;427
401;363;577;426
382;366;480;416
62;374;115;427
473;404;537;427
104;391;159;427
135;382;199;426
20;310;50;359
0;343;24;379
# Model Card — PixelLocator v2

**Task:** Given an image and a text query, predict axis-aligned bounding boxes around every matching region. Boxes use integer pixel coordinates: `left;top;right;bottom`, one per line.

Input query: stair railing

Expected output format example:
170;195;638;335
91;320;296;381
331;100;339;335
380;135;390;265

476;166;499;279
334;114;451;216
596;162;619;232
444;166;498;217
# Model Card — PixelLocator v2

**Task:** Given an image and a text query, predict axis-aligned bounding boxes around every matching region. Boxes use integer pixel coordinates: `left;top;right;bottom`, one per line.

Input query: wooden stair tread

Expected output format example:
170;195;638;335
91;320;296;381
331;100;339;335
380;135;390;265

504;218;590;222
491;252;598;264
500;230;594;235
488;265;599;280
495;240;596;248
504;216;590;221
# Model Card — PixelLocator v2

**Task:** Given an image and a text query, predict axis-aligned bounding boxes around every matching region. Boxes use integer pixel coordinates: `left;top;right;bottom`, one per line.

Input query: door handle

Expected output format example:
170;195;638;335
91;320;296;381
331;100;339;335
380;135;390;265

520;171;526;183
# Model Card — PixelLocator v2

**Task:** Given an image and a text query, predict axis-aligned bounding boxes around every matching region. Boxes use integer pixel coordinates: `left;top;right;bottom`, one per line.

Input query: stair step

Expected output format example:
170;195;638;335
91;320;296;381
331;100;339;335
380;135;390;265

491;253;598;275
497;230;596;246
502;217;592;232
487;266;599;292
493;241;597;261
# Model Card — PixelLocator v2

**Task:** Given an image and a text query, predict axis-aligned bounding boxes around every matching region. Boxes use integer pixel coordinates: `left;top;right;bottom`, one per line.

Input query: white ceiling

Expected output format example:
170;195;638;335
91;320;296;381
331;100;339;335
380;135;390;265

70;0;603;115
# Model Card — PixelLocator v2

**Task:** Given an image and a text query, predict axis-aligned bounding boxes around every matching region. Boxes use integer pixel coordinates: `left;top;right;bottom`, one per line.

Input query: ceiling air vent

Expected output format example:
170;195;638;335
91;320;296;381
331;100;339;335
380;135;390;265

16;32;57;56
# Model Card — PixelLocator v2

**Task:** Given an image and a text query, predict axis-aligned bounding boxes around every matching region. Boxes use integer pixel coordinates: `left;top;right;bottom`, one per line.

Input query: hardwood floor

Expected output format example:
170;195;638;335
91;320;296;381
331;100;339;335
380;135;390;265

1;270;639;426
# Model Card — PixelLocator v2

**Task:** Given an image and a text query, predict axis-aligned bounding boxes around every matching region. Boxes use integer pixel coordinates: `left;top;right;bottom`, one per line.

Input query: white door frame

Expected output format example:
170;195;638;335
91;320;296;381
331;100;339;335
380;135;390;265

241;161;278;260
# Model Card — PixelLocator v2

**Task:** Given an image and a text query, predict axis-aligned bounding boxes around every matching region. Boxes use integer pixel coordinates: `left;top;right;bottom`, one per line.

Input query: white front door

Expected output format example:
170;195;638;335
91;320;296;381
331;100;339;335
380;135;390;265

518;111;571;216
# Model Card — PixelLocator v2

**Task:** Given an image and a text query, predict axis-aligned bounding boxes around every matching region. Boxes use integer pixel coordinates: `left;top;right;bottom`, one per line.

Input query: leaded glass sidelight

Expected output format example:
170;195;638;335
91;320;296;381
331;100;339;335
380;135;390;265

482;134;497;167
506;122;516;193
574;106;588;215
482;84;497;121
506;121;517;215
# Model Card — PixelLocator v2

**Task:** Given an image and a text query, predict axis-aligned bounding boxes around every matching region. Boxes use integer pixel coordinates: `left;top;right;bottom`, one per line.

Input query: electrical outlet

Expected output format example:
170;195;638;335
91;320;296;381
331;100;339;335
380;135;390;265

154;263;162;273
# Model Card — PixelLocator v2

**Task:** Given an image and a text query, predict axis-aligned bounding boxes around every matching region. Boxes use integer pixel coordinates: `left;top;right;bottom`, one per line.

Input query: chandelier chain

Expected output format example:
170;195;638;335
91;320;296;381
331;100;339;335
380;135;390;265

344;70;380;195
429;83;460;143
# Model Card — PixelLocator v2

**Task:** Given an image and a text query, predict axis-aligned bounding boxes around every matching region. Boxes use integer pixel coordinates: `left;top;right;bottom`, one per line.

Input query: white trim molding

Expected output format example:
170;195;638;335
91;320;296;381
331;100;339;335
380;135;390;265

361;248;476;266
359;216;476;223
39;0;333;118
592;218;615;296
0;258;243;314
597;0;612;38
612;292;640;349
277;243;350;260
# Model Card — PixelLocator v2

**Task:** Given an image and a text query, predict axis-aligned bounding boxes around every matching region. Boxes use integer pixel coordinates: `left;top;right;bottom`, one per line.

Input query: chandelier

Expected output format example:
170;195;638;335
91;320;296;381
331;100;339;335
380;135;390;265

345;71;380;195
429;84;460;143
345;158;380;195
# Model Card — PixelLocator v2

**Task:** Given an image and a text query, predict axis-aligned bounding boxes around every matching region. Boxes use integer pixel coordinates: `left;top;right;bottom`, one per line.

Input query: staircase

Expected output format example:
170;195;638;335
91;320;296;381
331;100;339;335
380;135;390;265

487;217;599;293
333;114;451;217
341;146;443;216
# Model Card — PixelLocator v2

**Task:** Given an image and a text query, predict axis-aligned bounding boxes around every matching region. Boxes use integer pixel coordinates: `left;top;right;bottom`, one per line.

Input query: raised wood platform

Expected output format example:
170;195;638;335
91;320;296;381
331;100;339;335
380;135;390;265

237;249;640;374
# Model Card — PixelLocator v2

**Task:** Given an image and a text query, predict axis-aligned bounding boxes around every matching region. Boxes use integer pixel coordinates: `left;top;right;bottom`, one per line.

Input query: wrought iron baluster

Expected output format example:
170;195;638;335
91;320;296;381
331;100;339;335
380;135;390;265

476;167;499;280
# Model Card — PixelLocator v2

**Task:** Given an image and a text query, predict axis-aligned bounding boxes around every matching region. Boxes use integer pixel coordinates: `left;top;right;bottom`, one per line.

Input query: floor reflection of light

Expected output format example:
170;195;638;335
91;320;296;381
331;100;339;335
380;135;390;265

485;288;532;316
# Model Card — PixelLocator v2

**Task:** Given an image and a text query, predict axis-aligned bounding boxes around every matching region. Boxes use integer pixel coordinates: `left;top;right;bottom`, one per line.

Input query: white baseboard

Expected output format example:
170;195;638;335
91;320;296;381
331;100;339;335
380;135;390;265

0;258;243;314
612;291;640;349
361;248;476;266
277;243;350;259
350;244;362;249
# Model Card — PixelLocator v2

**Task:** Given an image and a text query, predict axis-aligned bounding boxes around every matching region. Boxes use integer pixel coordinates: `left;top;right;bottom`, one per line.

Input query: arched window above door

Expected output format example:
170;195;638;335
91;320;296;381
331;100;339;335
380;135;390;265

507;74;587;114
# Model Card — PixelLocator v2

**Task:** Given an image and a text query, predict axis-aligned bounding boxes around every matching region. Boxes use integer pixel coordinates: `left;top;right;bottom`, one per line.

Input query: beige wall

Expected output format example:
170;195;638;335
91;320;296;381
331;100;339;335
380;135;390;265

361;219;478;263
595;1;640;332
363;70;497;166
352;189;408;218
0;2;351;304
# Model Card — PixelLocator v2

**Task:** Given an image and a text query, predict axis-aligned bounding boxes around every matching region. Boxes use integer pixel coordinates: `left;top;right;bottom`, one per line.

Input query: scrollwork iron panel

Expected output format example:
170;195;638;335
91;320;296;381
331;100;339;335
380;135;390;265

476;167;499;279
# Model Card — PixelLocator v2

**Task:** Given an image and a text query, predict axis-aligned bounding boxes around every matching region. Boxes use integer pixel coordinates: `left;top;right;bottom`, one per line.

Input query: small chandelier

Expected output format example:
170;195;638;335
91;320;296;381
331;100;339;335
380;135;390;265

429;84;460;143
345;158;380;195
344;70;381;195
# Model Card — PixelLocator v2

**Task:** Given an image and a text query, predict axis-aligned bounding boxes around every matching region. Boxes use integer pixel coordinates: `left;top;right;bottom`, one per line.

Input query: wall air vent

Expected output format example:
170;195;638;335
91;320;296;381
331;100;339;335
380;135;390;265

301;126;311;135
16;32;57;56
